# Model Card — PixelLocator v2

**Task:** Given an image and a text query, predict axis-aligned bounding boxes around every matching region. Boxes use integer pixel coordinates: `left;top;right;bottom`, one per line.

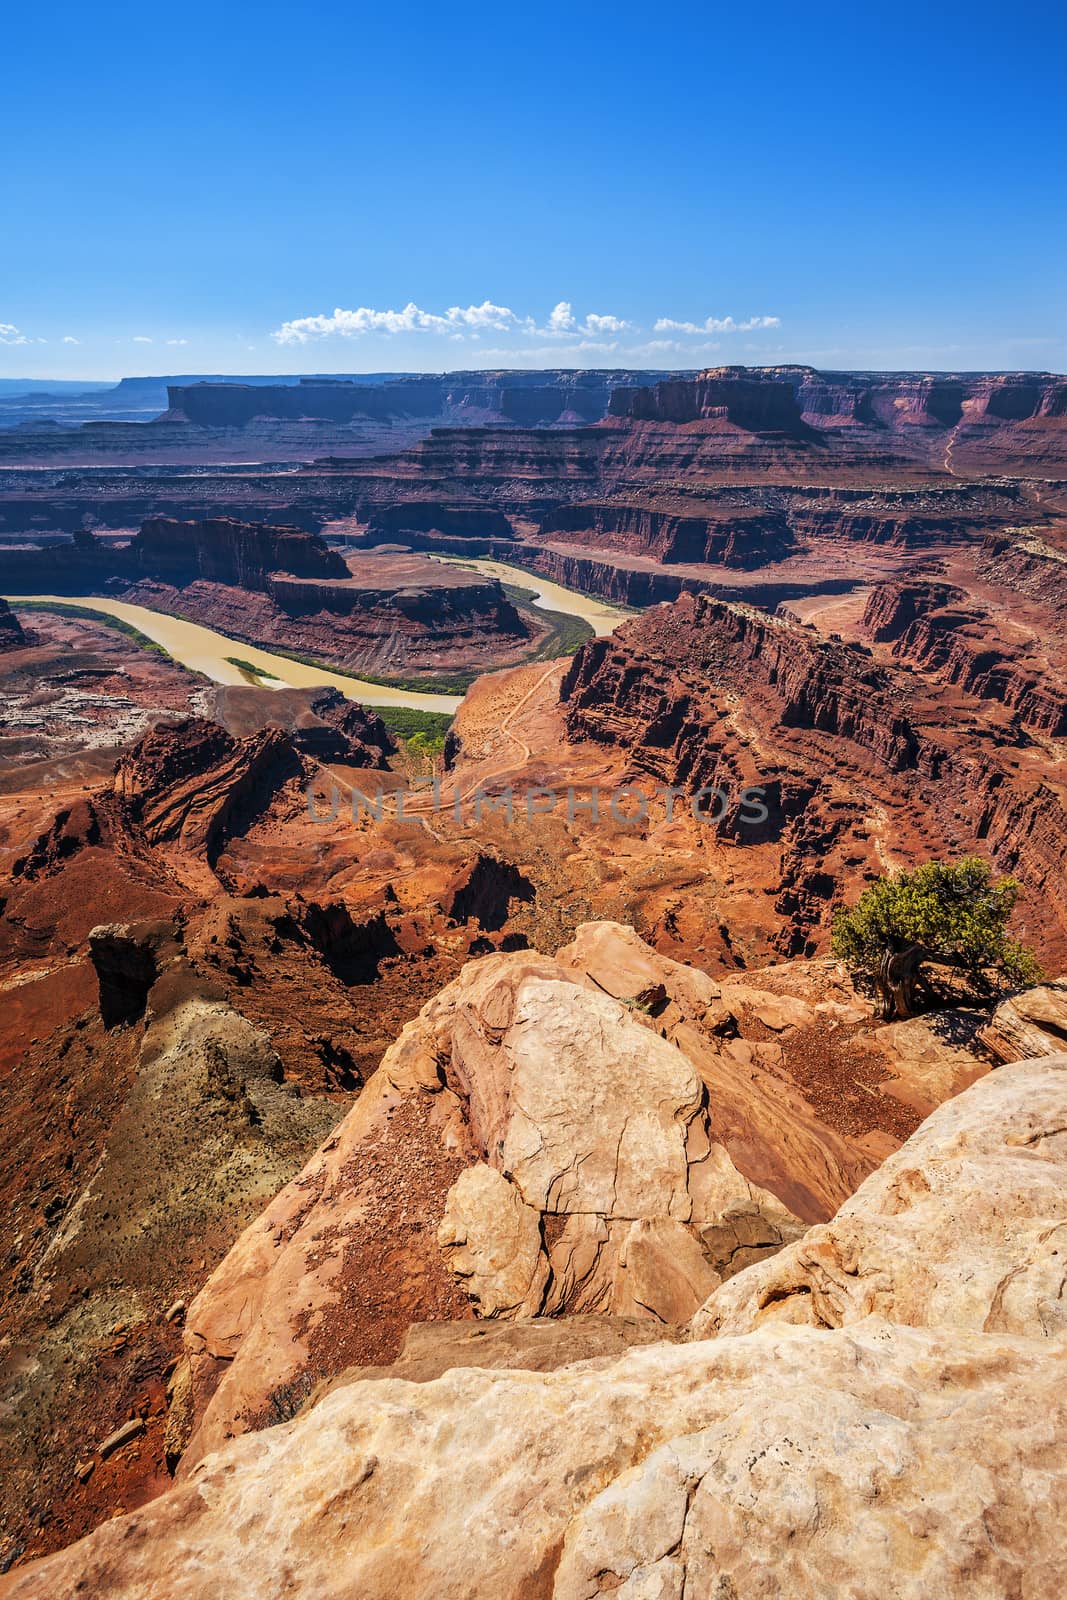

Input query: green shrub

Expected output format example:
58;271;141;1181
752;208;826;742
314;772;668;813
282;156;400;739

831;856;1042;1019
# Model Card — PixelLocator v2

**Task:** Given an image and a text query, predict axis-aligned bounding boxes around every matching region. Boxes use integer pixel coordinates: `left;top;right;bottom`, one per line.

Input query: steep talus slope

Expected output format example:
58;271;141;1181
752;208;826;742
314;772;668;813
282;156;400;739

4;1054;1065;1599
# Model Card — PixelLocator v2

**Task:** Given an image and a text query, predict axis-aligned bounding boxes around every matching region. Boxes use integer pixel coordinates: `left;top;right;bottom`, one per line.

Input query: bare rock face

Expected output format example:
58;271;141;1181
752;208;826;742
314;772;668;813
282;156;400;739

692;1054;1067;1340
4;1324;1062;1600
556;925;887;1223
437;1163;550;1316
978;979;1067;1063
6;1050;1067;1598
112;716;305;891
168;934;806;1473
431;965;799;1322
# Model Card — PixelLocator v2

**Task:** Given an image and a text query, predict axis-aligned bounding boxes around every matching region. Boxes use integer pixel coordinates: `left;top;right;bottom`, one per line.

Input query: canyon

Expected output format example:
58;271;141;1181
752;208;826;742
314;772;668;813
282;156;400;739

1;515;547;676
1;363;1066;1589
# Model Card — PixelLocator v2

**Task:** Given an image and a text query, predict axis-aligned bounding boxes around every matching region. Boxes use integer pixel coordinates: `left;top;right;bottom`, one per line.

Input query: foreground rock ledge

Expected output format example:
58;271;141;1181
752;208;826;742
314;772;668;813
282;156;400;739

4;1056;1066;1600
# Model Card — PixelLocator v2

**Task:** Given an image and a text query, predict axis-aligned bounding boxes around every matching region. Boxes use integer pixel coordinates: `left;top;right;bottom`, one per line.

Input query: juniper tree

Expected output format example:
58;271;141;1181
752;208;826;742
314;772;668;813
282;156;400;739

831;856;1041;1020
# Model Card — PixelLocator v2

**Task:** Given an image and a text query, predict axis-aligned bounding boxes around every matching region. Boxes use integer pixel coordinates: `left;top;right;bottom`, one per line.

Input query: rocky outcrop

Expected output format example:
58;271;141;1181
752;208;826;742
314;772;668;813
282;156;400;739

610;367;808;433
87;918;182;1027
615;365;1067;439
443;852;536;931
262;563;523;631
521;547;709;605
540;497;795;567
112;718;304;884
694;1052;1067;1338
6;1055;1066;1600
978;981;1067;1063
9;719;307;898
0;598;28;652
788;500;982;547
168;933;808;1472
205;685;395;766
863;579;1067;734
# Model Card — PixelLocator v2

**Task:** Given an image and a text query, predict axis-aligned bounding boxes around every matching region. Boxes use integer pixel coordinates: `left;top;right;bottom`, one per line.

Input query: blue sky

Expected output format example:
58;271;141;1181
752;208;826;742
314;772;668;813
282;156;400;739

3;0;1065;379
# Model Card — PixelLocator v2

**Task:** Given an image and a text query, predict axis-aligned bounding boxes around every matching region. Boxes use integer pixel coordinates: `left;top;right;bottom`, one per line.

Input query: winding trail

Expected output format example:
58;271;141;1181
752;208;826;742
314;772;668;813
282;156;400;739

942;421;963;477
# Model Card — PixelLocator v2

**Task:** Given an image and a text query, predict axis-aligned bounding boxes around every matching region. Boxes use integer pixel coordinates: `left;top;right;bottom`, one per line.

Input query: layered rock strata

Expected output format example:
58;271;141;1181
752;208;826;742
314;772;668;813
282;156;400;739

560;592;1067;963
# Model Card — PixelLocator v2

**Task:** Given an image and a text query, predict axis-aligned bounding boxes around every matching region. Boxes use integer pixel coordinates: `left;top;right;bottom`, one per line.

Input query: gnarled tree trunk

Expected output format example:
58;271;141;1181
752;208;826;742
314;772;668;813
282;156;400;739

876;944;932;1020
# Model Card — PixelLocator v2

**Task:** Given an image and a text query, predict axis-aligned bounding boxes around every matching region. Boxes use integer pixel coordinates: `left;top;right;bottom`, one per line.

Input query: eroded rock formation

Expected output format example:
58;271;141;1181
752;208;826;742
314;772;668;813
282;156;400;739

5;1054;1065;1599
167;929;814;1472
559;592;1067;966
0;599;29;652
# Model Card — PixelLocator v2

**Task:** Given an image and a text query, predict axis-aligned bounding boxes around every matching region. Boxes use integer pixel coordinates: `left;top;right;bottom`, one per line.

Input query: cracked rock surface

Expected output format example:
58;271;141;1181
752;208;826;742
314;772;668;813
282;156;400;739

5;1057;1067;1599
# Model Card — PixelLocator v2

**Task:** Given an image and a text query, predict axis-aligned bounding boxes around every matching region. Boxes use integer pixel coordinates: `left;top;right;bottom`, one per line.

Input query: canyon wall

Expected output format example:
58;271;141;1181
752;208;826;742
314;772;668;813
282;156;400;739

862;578;1067;735
610;369;807;432
0;517;347;594
539;498;795;567
614;366;1067;434
560;593;1067;962
127;517;350;589
169;370;668;429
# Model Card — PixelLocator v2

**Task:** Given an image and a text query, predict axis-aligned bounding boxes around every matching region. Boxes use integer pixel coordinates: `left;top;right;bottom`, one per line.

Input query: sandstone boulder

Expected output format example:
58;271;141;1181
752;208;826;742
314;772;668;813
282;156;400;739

4;1319;1062;1600
693;1054;1067;1340
5;1054;1067;1597
978;979;1067;1064
171;938;805;1471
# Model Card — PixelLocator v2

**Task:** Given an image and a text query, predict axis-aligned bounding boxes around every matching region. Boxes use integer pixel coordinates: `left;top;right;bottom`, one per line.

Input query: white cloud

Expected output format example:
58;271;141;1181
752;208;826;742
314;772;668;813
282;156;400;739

531;305;631;339
547;301;577;333
165;337;188;346
62;335;80;344
132;335;153;344
581;313;631;335
653;314;781;335
0;323;28;345
272;299;634;346
273;300;521;344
